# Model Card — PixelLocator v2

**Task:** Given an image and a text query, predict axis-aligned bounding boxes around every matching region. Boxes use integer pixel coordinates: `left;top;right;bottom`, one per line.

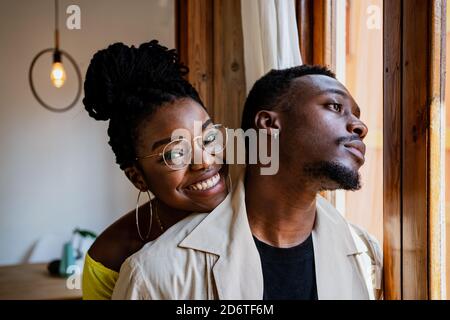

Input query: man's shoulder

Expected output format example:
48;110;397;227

125;212;209;273
316;195;382;259
348;223;382;262
348;223;380;249
347;223;383;298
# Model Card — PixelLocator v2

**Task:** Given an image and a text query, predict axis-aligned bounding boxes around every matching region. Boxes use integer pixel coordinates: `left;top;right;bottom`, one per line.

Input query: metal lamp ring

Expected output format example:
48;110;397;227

28;48;82;113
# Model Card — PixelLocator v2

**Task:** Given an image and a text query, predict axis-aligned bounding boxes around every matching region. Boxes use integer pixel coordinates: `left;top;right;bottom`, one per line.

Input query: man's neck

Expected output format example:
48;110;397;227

245;166;318;248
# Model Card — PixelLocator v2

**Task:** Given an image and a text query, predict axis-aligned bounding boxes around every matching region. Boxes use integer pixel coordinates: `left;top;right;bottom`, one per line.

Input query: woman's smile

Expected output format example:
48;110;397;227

188;172;221;191
183;165;227;198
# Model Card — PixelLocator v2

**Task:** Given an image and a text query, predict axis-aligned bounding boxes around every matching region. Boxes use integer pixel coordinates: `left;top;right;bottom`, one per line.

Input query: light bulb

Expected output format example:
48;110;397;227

50;62;66;88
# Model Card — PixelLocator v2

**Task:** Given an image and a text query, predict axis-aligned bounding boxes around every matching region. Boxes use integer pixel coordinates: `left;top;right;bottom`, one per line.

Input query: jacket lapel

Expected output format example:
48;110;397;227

211;188;264;299
178;169;263;299
313;196;370;300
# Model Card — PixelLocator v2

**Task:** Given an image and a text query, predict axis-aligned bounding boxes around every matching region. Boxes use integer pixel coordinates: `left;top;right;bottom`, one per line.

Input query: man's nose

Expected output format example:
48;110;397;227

347;118;368;139
190;142;215;171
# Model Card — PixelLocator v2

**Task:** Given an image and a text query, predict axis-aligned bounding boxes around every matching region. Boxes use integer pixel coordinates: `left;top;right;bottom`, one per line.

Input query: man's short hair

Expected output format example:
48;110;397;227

241;65;336;131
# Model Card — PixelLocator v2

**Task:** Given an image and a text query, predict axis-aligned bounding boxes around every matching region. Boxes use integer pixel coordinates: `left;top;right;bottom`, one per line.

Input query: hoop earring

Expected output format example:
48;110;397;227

136;190;153;241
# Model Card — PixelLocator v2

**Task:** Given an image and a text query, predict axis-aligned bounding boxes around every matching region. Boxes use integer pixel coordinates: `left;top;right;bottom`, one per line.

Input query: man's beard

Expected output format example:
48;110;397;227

303;161;361;191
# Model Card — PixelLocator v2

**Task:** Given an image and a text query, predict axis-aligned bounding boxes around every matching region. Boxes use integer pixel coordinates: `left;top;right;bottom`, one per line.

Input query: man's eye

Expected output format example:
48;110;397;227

328;103;342;113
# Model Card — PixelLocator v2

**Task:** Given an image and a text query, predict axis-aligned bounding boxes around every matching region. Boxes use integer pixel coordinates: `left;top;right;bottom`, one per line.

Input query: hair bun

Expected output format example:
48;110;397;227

83;40;190;121
135;40;188;82
83;43;137;121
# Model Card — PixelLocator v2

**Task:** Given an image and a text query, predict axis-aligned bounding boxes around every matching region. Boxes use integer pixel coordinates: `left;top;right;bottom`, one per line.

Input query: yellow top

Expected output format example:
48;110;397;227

82;252;119;300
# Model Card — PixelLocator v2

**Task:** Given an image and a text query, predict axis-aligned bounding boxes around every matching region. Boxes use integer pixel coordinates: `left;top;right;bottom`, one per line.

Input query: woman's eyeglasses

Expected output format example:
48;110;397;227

135;124;227;170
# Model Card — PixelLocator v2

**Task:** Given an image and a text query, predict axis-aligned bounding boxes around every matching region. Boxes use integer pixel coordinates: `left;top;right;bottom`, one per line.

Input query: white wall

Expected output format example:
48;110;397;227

0;0;175;265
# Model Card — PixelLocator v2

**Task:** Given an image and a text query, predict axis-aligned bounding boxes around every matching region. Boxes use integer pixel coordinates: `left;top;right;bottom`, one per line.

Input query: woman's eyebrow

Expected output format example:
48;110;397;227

151;137;173;151
202;118;213;129
151;119;213;151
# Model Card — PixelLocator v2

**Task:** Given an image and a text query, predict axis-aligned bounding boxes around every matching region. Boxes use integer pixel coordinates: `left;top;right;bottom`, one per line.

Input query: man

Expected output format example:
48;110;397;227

112;65;383;300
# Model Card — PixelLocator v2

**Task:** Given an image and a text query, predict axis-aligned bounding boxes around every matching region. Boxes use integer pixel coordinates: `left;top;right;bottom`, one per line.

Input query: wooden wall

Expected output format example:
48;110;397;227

176;0;246;129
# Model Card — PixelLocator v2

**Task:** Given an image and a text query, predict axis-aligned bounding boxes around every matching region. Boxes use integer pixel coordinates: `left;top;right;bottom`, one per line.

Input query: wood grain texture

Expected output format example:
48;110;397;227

312;0;326;66
384;0;447;300
176;0;214;115
383;0;403;300
176;0;245;130
428;0;446;300
213;0;246;129
402;0;429;300
296;0;314;65
312;0;336;69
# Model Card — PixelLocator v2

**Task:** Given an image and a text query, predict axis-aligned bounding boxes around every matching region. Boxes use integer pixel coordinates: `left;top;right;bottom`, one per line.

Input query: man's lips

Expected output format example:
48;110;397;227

343;140;366;162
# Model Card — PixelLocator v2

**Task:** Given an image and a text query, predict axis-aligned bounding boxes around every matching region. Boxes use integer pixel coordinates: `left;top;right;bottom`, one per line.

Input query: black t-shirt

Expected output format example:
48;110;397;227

253;234;318;300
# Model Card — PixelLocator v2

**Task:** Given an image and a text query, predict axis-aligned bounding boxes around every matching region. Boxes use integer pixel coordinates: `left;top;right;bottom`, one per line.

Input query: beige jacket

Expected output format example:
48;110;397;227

112;173;383;300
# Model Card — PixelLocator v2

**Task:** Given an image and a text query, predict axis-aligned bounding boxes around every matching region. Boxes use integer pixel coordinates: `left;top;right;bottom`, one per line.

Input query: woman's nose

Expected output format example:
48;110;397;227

190;142;214;171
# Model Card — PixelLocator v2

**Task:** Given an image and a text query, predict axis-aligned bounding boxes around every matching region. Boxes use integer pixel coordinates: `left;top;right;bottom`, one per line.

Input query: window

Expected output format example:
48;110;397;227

335;0;383;244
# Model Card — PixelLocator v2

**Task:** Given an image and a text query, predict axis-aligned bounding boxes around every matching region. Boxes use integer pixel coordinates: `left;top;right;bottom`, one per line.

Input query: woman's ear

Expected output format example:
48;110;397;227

254;110;281;135
124;166;148;191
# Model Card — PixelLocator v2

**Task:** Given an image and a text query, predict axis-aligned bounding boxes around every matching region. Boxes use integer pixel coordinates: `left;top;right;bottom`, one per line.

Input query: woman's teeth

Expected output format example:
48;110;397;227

188;173;221;191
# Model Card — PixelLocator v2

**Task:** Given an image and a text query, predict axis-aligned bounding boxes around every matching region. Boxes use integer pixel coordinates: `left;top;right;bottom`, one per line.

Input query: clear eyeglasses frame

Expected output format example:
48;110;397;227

135;124;228;171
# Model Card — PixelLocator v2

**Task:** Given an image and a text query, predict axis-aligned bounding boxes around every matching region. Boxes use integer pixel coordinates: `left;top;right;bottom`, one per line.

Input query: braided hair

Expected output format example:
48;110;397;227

83;40;204;169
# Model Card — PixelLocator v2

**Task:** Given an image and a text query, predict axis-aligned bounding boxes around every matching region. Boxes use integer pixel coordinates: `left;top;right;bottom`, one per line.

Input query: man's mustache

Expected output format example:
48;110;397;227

336;134;362;145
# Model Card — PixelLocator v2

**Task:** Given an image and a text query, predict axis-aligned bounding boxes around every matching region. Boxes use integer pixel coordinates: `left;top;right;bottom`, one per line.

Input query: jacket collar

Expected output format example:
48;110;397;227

179;168;369;299
179;168;263;299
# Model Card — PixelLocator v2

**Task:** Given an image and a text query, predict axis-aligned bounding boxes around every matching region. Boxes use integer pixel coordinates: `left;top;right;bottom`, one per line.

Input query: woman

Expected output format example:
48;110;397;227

82;40;229;299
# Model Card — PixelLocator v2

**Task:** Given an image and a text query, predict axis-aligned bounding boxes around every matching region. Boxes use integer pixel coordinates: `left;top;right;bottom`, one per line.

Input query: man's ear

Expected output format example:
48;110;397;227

254;110;281;135
124;166;148;191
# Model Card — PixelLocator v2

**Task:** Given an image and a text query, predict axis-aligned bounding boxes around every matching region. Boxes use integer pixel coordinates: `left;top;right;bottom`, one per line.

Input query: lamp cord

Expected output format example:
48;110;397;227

54;0;59;50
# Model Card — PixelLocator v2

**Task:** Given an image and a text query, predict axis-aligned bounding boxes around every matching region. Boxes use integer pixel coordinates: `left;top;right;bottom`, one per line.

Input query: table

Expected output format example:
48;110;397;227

0;263;82;300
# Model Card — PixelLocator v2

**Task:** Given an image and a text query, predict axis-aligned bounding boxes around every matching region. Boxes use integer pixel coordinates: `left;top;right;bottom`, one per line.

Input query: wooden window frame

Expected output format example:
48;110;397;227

384;0;446;300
